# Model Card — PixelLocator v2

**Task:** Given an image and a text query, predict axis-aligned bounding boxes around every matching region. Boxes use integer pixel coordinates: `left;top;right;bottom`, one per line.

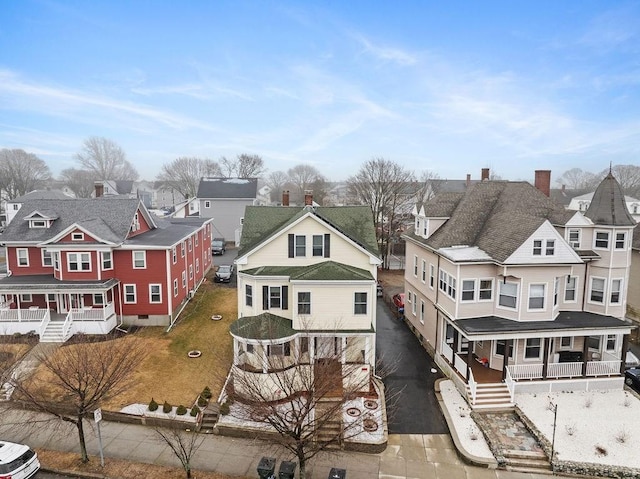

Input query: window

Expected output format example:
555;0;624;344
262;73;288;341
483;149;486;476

595;231;609;249
181;242;185;257
568;229;581;248
606;334;617;351
610;279;622;304
533;240;542;256
495;339;513;358
195;234;198;247
429;264;435;288
587;335;601;350
204;200;211;208
412;294;417;315
499;282;518;309
68;252;91;271
12;204;18;210
17;249;29;267
188;238;192;252
72;232;84;241
196;259;199;274
438;270;456;299
124;284;136;303
182;271;186;288
590;278;605;303
149;284;162;303
312;235;323;256
413;255;418;276
131;212;140;232
132;251;146;269
421;260;426;283
565;276;577;302
20;293;32;302
615;232;626;249
415;217;420;233
53;252;59;271
172;247;177;264
101;251;112;270
546;240;555;255
420;300;425;324
189;264;193;280
559;336;572;349
245;285;253;307
553;277;559;307
354;292;367;314
528;284;545;309
524;338;542;359
270;287;282;308
461;280;475;301
173;279;178;297
407;291;412;303
423;219;428;236
298;292;311;314
93;293;104;305
295;235;306;257
479;279;493;300
42;249;52;267
30;220;46;228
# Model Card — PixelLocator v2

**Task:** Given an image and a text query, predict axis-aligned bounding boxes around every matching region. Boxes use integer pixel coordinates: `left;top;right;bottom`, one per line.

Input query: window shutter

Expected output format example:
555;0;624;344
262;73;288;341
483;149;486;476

262;286;269;310
324;234;330;258
288;234;294;258
282;285;289;310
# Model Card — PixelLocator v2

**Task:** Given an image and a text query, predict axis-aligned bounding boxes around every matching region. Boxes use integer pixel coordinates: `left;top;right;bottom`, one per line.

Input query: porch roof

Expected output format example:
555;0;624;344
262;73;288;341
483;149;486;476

230;312;295;340
0;274;119;292
454;310;634;339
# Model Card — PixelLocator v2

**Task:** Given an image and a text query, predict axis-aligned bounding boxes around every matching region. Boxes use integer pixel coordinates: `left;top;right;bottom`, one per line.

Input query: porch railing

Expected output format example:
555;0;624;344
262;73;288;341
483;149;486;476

509;360;623;380
68;303;115;321
61;315;73;341
468;369;477;404
505;367;515;403
586;360;621;377
0;307;49;322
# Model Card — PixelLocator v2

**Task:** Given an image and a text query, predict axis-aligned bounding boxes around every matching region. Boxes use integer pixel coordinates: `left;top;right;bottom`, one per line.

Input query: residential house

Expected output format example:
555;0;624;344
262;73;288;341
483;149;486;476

197;177;258;243
4;190;74;226
228;195;381;401
403;169;636;408
567;191;640;222
0;197;213;341
171;197;200;218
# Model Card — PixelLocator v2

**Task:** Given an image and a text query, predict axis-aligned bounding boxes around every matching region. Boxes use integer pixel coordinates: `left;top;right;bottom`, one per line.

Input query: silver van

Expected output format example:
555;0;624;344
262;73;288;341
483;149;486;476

0;440;40;479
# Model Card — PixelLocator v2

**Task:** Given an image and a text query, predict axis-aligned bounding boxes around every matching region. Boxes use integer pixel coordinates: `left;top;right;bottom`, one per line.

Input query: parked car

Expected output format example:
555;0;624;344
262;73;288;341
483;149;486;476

376;281;383;297
625;367;640;392
0;440;40;479
212;238;226;255
625;350;640;369
392;293;405;313
215;264;234;283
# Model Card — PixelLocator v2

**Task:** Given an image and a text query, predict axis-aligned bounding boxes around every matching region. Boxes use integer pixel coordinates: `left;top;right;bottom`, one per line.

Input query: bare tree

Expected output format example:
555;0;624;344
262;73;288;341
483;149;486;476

287;164;327;205
347;158;415;268
157;157;221;199
154;423;205;479
74;137;139;181
0;149;52;200
603;164;640;197
13;336;147;463
412;170;441;206
225;333;383;479
59;168;95;198
556;168;598;189
219;154;265;179
265;170;290;203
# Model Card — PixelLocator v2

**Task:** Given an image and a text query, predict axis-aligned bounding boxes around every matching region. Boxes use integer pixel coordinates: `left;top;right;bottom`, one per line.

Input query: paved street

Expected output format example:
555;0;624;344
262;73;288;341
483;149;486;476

376;299;449;435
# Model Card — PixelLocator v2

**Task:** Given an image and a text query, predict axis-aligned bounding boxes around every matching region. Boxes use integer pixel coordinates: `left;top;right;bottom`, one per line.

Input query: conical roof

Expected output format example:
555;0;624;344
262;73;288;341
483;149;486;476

585;172;635;226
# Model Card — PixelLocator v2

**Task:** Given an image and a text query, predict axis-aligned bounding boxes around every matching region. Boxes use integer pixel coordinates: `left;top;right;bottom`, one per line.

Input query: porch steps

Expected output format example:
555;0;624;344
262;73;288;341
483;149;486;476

502;449;551;472
198;403;220;432
467;382;514;410
40;321;72;343
315;398;343;450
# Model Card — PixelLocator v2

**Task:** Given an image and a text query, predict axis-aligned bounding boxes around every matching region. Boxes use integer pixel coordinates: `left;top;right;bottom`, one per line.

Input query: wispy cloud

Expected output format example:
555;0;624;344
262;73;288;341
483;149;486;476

352;33;417;66
579;5;640;52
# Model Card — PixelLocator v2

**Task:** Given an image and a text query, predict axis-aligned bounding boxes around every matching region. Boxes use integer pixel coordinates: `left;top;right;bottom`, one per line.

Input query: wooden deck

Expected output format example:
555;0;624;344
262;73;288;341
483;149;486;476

468;359;503;383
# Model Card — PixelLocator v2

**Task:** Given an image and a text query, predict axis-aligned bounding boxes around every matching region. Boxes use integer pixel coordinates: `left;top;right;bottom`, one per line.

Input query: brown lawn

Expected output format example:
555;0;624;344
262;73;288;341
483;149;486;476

0;343;31;376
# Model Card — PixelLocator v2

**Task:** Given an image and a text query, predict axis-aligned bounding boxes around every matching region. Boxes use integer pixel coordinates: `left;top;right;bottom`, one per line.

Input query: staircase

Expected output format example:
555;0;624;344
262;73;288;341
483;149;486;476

314;398;343;450
502;449;552;473
40;320;72;343
467;382;514;409
198;403;220;432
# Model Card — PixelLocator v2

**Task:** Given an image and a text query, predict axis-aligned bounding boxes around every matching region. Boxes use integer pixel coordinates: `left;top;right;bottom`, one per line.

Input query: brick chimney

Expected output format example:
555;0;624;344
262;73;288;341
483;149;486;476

94;182;104;198
481;168;490;181
282;190;289;207
534;170;551;197
304;190;313;206
466;174;471;187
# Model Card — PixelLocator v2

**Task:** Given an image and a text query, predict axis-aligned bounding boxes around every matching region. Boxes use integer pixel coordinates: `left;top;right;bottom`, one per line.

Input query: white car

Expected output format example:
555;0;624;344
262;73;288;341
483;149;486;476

0;440;40;479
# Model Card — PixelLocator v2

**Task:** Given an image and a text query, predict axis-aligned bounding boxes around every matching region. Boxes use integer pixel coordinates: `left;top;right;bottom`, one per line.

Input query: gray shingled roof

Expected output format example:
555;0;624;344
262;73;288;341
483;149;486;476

0;275;118;291
410;181;573;263
241;261;374;281
585;172;636;226
0;198;141;244
10;190;73;202
196;177;258;199
238;205;379;258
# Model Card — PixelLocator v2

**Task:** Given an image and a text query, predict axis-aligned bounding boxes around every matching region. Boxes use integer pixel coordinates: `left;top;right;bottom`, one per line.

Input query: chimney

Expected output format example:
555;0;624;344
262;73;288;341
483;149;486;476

94;182;104;198
534;170;551;197
304;190;313;206
481;168;490;181
561;184;566;193
466;174;471;187
282;190;290;207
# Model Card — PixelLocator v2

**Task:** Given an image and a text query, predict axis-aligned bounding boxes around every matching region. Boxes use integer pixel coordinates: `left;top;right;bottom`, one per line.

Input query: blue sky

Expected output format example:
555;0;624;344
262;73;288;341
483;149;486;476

1;1;640;182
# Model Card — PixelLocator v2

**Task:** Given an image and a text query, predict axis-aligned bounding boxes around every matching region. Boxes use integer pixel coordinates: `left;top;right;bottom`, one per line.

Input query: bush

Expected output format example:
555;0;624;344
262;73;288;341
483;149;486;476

201;386;212;399
148;398;158;411
220;401;230;415
163;401;172;414
176;405;187;416
197;395;208;407
190;405;200;417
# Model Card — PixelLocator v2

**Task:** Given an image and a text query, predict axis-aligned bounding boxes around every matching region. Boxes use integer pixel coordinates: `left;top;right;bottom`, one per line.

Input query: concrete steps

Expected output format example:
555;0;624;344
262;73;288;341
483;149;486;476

467;383;514;409
198;403;220;432
503;449;551;472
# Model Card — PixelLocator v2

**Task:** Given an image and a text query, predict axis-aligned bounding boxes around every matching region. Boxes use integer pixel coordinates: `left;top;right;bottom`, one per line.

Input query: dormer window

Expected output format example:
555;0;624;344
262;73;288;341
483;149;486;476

30;220;47;228
568;229;581;248
131;212;141;233
72;232;84;241
533;239;555;256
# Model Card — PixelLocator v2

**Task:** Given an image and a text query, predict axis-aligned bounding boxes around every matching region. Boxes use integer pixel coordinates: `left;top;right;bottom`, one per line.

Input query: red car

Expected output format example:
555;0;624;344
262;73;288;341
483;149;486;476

392;293;405;311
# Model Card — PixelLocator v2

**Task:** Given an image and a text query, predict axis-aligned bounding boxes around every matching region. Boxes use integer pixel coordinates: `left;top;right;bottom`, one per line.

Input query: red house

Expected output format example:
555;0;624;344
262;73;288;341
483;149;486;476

0;197;213;341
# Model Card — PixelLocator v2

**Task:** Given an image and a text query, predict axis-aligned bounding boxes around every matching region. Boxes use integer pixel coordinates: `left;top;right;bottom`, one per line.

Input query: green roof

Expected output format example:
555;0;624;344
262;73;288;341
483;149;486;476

242;261;374;281
238;205;380;258
229;312;295;340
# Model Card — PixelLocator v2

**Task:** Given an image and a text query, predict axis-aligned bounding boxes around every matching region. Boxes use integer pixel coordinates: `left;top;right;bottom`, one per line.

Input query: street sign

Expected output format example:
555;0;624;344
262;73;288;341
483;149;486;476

94;408;102;423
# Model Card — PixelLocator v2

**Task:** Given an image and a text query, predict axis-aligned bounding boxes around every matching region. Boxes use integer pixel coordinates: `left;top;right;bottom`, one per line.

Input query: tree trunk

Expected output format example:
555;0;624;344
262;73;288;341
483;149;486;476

186;466;192;479
297;444;306;479
76;416;89;463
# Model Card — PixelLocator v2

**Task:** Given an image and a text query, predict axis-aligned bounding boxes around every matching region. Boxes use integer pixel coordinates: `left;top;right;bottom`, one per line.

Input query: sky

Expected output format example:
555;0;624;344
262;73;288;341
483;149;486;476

1;1;640;183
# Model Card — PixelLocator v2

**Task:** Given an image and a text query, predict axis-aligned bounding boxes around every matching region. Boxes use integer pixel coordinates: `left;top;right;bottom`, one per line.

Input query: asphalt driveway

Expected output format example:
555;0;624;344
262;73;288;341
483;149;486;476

375;299;449;434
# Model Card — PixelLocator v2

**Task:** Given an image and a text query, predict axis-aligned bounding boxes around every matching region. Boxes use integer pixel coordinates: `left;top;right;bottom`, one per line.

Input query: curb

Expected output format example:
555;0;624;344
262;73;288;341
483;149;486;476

41;467;107;478
434;378;498;469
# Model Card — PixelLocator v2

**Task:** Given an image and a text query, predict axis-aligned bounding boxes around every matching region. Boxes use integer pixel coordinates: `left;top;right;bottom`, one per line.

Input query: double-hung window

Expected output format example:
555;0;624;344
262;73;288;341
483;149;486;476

545;240;555;255
182;271;186;288
312;235;323;256
298;292;311;315
615;232;626;249
17;249;29;267
245;285;253;307
413;256;418;277
495;339;513;358
149;284;162;303
429;264;435;288
565;276;577;301
354;292;367;314
528;284;545;310
553;278;559;307
595;231;609;249
124;284;136;303
295;235;306;257
173;279;178;297
499;282;518;309
101;251;113;270
610;279;622;304
42;249;52;267
132;251;146;269
568;229;580;248
419;300;425;324
270;287;282;308
533;240;542;256
421;260;426;283
68;252;91;271
461;280;475;301
479;279;493;300
172;247;177;264
181;242;185;258
524;338;542;359
590;278;605;303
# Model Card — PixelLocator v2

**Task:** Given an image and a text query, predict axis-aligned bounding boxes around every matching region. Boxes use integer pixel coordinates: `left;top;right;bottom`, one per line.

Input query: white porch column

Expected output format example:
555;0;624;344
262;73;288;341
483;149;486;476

233;339;240;365
341;337;347;364
365;336;371;365
309;336;315;363
261;344;268;373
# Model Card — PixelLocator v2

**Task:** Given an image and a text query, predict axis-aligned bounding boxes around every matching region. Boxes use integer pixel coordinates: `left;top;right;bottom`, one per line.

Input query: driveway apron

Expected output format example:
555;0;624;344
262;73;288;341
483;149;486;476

375;300;449;434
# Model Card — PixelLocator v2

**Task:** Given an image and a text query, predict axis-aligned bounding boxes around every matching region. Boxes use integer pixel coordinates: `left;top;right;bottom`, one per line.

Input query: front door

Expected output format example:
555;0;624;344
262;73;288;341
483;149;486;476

58;293;82;314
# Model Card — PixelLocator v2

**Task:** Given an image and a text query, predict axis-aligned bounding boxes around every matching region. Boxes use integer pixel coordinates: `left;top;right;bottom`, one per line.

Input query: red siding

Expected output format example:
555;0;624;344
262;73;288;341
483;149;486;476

57;229;100;243
114;249;169;316
6;247;52;275
126;208;152;239
60;251;100;281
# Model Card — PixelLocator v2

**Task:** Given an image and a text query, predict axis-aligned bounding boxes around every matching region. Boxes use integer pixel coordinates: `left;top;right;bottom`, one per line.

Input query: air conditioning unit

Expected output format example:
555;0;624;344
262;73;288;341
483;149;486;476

188;290;195;299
